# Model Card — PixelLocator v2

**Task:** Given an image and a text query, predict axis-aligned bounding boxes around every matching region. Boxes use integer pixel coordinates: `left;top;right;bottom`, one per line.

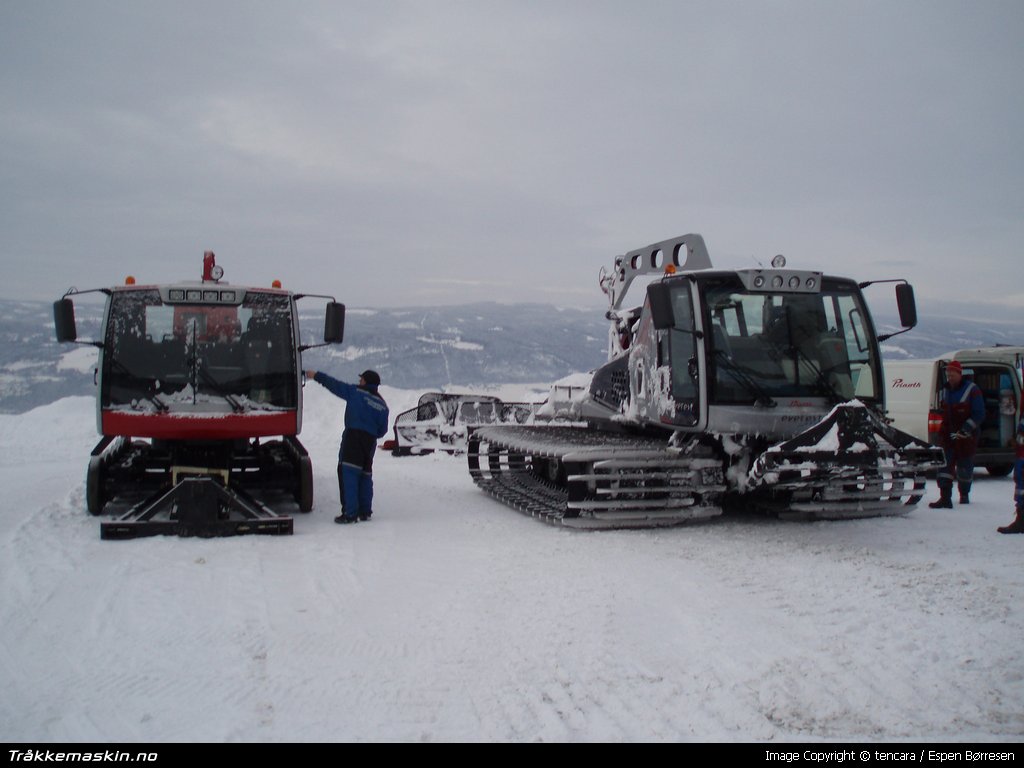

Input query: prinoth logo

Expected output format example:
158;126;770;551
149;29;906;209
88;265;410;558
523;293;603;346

891;378;922;389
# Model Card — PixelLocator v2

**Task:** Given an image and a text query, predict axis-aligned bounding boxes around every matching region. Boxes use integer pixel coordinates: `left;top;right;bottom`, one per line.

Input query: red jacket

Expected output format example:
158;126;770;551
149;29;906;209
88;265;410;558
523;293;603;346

939;379;985;458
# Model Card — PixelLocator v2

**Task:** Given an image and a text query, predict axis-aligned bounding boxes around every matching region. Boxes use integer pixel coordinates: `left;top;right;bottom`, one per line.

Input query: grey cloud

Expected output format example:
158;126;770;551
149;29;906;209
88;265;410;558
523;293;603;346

1;1;1021;324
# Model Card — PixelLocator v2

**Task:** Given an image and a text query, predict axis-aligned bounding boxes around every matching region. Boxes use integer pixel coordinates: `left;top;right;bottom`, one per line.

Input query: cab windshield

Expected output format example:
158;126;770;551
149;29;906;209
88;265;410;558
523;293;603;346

101;289;296;410
701;278;880;404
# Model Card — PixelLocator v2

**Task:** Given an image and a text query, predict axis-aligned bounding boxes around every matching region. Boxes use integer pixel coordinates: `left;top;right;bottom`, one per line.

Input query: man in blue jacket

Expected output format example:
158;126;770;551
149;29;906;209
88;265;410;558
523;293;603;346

305;368;390;524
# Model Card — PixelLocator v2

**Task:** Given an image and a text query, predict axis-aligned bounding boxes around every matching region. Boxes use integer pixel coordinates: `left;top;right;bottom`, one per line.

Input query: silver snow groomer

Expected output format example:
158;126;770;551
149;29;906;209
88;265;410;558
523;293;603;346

469;234;943;528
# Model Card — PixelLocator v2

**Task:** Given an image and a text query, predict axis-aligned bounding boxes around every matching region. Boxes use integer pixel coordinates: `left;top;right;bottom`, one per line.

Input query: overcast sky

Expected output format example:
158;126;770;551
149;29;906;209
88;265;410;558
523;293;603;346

2;1;1021;321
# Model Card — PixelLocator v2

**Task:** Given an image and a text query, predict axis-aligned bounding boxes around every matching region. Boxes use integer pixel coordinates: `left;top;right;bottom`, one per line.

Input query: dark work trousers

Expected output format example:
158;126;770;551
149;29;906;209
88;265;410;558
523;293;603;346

337;429;377;518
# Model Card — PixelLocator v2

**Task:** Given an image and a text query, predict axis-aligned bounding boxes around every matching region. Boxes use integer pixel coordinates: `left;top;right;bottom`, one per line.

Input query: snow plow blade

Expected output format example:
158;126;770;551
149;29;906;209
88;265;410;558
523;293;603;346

748;402;946;519
100;476;293;540
468;425;725;529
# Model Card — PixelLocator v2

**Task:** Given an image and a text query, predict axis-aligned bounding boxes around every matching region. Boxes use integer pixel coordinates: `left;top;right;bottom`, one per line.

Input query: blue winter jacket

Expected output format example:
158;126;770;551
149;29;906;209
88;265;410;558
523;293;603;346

313;372;390;439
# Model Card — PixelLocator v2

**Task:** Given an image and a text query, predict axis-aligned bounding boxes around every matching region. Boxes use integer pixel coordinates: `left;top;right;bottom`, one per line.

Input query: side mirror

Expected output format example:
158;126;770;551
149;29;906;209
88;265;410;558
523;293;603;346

647;283;675;330
324;302;345;343
54;299;77;342
896;283;917;329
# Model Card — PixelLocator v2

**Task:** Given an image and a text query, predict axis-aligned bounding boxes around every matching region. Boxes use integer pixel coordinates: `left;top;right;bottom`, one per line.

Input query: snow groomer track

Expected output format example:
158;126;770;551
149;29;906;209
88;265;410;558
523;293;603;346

468;425;725;529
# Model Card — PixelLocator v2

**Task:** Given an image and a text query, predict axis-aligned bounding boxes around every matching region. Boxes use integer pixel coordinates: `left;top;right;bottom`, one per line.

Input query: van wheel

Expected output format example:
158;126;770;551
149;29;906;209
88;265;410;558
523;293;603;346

986;464;1013;478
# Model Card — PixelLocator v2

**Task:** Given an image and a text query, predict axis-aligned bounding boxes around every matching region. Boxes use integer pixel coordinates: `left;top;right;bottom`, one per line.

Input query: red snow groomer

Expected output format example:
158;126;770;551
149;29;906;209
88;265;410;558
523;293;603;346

54;252;345;539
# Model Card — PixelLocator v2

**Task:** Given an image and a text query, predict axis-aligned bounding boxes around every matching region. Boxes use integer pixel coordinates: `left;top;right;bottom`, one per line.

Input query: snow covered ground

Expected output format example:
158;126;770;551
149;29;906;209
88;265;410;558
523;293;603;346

0;385;1022;743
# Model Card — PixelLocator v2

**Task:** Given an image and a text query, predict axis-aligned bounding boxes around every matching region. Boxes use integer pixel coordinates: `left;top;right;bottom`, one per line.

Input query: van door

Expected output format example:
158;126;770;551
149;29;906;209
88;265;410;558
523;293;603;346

959;363;1018;474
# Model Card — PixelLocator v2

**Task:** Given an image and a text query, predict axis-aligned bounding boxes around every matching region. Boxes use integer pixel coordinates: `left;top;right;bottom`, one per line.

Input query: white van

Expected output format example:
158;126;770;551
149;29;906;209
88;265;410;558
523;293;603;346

884;347;1023;476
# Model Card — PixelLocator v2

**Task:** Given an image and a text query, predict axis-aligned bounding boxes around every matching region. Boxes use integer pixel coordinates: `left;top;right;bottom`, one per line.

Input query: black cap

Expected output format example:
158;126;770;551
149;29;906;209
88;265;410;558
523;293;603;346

360;370;381;387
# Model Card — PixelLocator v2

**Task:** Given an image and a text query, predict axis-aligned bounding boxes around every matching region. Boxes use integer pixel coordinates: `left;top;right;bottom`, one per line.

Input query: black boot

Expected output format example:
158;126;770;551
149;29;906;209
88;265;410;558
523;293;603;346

998;510;1024;534
958;482;971;505
929;487;950;512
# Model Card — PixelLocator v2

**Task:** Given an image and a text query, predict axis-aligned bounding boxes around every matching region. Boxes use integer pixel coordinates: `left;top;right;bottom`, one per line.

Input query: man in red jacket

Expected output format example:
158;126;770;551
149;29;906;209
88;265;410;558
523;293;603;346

929;360;985;509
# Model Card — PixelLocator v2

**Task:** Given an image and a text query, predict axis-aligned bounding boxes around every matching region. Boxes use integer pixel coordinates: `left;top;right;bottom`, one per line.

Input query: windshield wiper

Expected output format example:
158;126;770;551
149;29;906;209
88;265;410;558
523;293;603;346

108;356;169;412
767;305;847;405
786;343;847;404
195;364;244;413
713;349;777;407
185;319;244;413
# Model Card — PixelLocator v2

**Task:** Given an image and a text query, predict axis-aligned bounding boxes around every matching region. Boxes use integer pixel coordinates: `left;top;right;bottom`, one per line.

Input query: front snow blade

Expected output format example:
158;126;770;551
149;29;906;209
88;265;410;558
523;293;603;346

100;476;293;539
748;402;945;518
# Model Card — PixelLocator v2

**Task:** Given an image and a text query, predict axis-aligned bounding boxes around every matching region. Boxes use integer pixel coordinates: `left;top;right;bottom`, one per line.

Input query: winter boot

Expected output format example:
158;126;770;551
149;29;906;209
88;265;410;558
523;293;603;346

958;482;971;505
334;514;359;525
929;487;953;509
997;510;1024;534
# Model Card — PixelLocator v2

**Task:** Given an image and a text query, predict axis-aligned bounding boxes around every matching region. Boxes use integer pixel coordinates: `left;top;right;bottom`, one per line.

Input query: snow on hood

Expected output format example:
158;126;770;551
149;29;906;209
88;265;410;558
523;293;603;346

110;386;289;415
761;399;871;455
536;371;593;419
551;371;594;388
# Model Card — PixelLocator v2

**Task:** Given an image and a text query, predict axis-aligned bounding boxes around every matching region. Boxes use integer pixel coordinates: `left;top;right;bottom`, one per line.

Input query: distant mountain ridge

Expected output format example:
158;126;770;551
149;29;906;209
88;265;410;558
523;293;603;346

0;300;608;414
0;298;1018;414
